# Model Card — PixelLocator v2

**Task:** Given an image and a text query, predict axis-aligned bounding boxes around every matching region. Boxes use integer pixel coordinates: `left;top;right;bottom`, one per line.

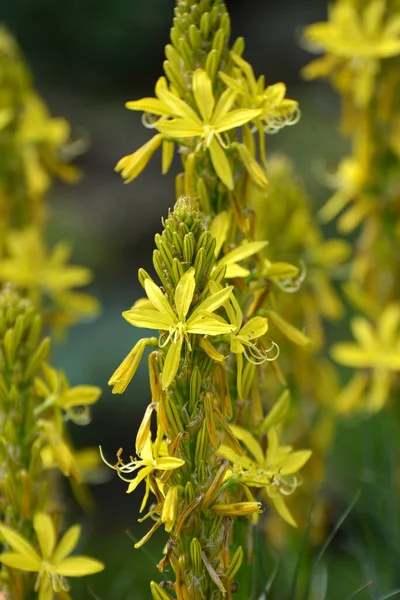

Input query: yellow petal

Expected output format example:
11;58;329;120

108;338;153;394
267;310;313;349
208;137;233;189
368;369;391;412
210;211;230;256
115;134;163;182
136;403;158;455
199;338;226;362
155;118;203;138
33;513;56;559
175;268;196;321
123;308;174;330
214;108;262;133
61;386;101;408
145;279;176;321
261;389;290;431
155;457;185;470
52;525;81;564
229;425;264;465
0;552;40;572
157;88;202;124
162;337;183;389
212;502;262;516
270;494;297;527
239;316;268;340
162;140;175;174
0;524;40;564
125;97;171;116
236;142;268;188
219;241;268;266
331;343;373;368
212;87;238;123
187;313;234;336
280;450;312;475
189;285;233;321
53;556;104;576
193;69;215;122
127;466;153;494
224;263;250;278
335;372;369;414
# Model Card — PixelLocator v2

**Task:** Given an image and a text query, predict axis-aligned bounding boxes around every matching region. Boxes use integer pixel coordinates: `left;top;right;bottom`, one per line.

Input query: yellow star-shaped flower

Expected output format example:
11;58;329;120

0;513;104;600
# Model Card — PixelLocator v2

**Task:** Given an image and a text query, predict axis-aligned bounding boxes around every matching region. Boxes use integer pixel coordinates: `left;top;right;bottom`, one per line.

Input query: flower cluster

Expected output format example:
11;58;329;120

107;1;313;597
0;31;103;600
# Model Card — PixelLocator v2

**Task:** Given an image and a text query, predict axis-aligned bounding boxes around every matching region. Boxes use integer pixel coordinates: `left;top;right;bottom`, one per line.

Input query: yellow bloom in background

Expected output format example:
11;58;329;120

122;268;235;389
118;69;261;189
219;423;311;527
332;304;400;411
0;228;92;297
34;363;101;424
0;513;104;600
303;0;400;106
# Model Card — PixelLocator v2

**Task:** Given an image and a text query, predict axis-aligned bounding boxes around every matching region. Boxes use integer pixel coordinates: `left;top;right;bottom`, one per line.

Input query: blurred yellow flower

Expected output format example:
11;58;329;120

303;0;400;106
332;305;400;410
0;513;104;600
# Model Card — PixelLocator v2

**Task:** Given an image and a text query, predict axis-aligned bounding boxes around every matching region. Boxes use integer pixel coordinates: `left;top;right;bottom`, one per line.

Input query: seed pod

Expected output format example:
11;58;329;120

172;231;184;257
190;538;203;577
200;12;210;38
188;24;201;49
138;268;153;289
183;233;195;265
226;546;243;579
150;581;174;600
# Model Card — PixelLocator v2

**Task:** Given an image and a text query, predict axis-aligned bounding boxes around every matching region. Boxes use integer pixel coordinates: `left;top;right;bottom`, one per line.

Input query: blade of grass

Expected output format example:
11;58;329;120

348;581;373;599
378;590;400;600
303;490;361;600
290;491;320;600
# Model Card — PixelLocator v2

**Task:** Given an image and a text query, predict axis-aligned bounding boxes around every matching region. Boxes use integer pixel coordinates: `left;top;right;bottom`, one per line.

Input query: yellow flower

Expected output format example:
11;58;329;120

122;268;235;389
219;424;311;526
0;228;92;299
303;0;400;106
210;210;269;278
35;363;101;424
223;287;278;397
120;69;261;189
101;431;184;512
0;513;104;600
332;305;400;411
108;337;158;394
220;53;299;134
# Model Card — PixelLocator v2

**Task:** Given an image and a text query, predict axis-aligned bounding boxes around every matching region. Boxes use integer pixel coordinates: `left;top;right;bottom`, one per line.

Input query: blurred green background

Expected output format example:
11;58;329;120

2;0;400;598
